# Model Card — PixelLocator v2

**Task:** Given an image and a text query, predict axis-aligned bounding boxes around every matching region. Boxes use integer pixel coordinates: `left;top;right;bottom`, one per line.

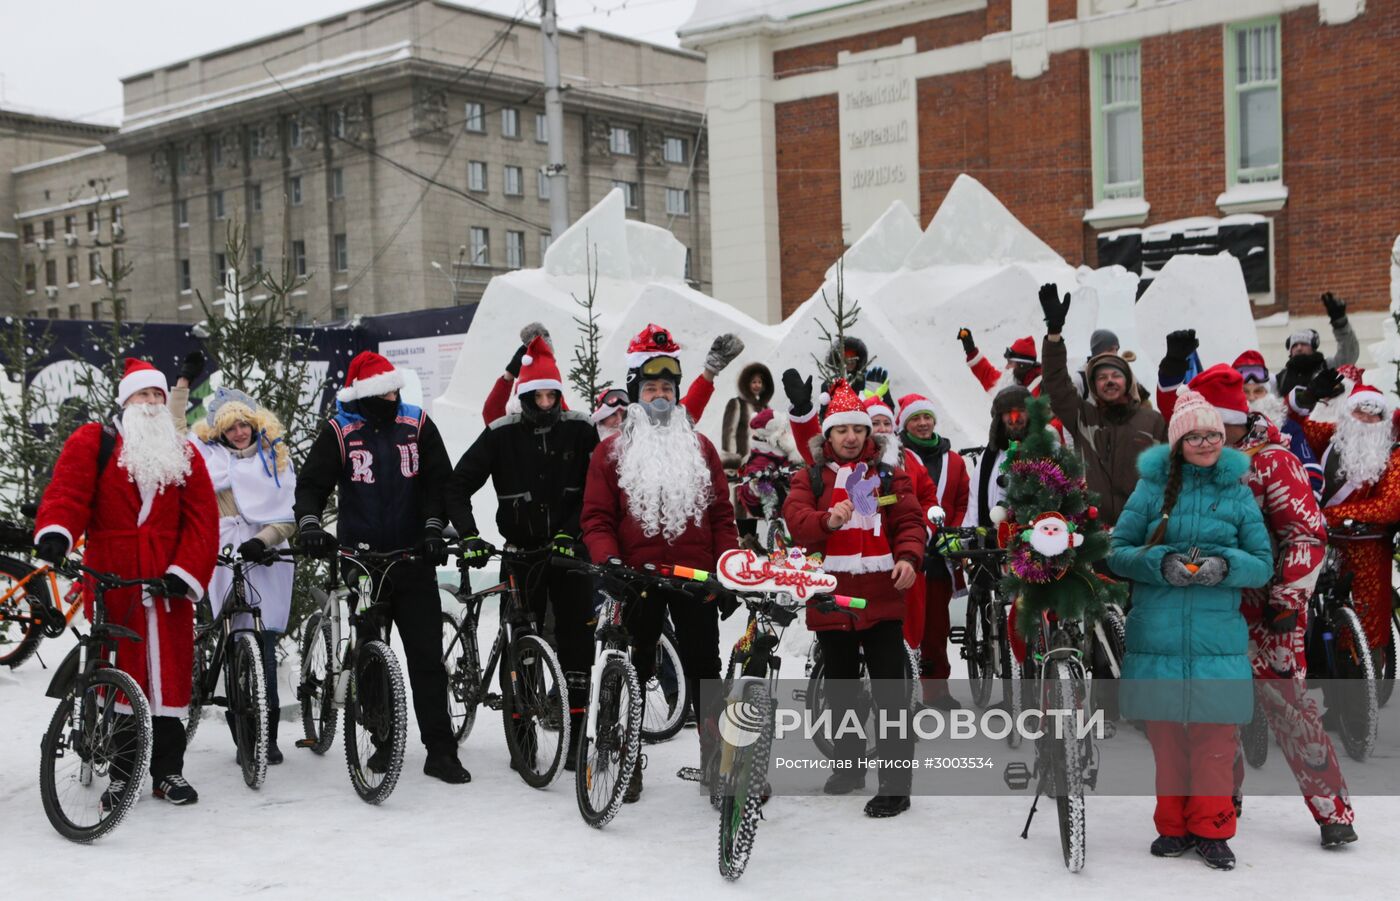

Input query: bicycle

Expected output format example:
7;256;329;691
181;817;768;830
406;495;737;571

294;544;414;804
184;548;282;789
731;463;800;555
438;546;570;789
799;632;920;760
641;617;687;744
38;560;164;843
1303;524;1379;761
0;521;90;669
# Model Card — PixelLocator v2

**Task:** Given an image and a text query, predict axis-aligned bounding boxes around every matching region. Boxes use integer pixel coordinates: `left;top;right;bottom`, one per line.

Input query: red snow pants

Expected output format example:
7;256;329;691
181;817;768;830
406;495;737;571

1145;721;1238;840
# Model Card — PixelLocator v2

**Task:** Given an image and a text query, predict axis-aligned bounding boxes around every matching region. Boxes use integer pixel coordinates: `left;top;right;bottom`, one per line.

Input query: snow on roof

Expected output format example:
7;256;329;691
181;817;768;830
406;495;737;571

15;190;129;220
0;232;18;240
679;0;865;36
11;145;110;175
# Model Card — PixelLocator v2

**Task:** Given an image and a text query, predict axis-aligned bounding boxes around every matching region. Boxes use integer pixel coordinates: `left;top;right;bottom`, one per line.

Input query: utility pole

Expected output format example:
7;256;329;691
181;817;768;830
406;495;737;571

540;0;569;242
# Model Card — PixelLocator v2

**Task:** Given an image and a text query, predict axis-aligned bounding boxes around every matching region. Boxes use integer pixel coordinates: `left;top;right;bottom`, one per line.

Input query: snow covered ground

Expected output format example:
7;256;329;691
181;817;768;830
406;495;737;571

3;583;1395;900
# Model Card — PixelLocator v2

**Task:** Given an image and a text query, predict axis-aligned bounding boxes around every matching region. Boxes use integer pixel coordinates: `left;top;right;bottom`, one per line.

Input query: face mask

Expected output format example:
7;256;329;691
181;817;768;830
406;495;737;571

597;423;620;441
358;395;397;425
520;393;560;428
641;396;673;426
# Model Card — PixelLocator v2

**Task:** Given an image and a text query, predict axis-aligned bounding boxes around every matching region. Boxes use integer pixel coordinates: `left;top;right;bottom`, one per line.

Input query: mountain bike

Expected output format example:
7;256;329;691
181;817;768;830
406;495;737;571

439;546;570;789
731;463;800;554
800;633;920;760
294;545;413;804
1306;525;1378;762
0;525;89;669
641;617;687;743
184;548;282;789
38;561;163;843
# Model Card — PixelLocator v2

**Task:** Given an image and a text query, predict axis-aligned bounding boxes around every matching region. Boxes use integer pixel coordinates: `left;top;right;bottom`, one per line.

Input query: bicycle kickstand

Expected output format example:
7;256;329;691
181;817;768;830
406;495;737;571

1019;786;1044;840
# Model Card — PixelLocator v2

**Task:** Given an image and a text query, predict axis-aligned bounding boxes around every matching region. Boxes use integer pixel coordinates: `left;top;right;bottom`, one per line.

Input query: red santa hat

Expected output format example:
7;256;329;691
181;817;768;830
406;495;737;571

895;393;937;431
1187;364;1249;425
861;394;895;425
516;335;564;397
116;357;167;406
1231;350;1270;384
1004;336;1038;365
337;350;404;403
820;378;871;433
1347;382;1393;416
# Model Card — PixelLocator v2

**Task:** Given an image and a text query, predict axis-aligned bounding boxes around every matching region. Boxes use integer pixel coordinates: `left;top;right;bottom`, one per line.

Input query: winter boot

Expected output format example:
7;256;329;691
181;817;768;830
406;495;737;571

99;780;127;814
623;753;645;803
564;671;589;773
1232;795;1242;819
153;774;199;805
864;795;911;818
823;767;867;796
1150;834;1196;858
1320;823;1358;848
424;752;472;784
1192;837;1236;870
266;709;283;766
366;743;390;775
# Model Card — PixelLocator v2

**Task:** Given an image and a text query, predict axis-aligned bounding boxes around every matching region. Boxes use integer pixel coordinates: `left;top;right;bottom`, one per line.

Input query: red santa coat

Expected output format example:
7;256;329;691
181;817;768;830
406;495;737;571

34;422;218;715
580;431;739;570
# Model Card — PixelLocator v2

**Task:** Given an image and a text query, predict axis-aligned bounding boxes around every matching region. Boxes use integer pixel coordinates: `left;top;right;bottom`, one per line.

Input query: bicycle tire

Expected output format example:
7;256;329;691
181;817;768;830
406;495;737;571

1092;607;1127;723
643;624;687;744
1241;702;1269;770
184;614;217;746
0;554;51;669
805;655;876;760
1333;605;1378;762
502;633;570;789
39;668;152;843
230;632;269;789
1049;660;1087;873
442;611;481;744
966;595;993;707
717;680;774;881
344;639;408;804
575;655;643;827
1378;611;1397;709
297;610;337;755
998;605;1023;749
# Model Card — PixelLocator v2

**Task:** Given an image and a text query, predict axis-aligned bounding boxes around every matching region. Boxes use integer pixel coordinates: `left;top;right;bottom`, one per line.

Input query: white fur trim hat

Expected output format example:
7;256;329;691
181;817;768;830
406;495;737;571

117;357;167;406
337;350;405;403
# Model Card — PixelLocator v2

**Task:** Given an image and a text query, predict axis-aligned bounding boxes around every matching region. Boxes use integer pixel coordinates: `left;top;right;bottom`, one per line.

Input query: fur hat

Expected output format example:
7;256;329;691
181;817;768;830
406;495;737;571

193;386;289;472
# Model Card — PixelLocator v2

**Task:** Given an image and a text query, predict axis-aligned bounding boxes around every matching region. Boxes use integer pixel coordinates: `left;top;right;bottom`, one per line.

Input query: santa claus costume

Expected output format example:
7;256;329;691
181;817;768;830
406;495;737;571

34;358;218;797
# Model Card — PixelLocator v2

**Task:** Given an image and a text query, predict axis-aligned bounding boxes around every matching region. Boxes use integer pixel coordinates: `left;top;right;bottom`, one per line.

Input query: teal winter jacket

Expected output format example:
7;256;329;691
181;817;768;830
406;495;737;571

1108;445;1274;724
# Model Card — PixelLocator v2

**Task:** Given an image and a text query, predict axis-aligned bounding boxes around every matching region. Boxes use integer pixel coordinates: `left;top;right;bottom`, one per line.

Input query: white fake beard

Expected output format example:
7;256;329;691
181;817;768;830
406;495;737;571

119;402;192;496
1248;391;1288;426
1333;413;1393;486
614;402;713;541
597;422;620;441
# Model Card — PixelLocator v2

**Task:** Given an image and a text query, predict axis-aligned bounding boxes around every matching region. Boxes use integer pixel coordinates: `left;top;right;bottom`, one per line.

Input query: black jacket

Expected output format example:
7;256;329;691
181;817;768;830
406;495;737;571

293;401;453;551
446;410;598;548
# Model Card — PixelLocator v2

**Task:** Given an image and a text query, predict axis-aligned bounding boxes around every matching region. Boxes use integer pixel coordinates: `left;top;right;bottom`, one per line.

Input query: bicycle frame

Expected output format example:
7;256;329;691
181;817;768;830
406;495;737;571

196;554;267;703
309;549;412;711
448;551;546;718
1;537;90;629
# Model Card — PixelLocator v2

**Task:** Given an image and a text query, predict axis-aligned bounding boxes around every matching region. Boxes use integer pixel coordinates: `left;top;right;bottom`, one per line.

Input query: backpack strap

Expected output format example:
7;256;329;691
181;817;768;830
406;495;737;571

95;422;118;478
807;463;824;501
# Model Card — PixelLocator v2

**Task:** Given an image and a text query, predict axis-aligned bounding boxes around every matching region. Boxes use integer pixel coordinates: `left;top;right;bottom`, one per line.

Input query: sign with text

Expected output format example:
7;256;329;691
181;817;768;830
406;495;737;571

837;38;920;245
378;333;467;417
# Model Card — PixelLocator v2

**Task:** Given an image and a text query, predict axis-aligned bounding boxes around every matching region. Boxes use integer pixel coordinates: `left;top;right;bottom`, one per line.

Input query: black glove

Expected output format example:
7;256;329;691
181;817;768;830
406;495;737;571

1300;366;1345;408
461;535;494;570
158;573;189;598
782;368;813;417
420;524;448;566
505;344;529;379
958;328;976;356
179;350;206;383
707;584;741;620
865;365;888;387
34;533;69;565
1160;329;1198;382
237;537;268;564
1265;604;1300;634
1038;283;1070;335
551;532;583;560
298;524;337;559
1321;292;1347;325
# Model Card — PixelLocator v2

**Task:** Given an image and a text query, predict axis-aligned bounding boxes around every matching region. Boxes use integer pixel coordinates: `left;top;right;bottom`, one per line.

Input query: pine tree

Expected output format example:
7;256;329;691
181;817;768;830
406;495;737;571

568;236;610;404
998;396;1126;635
0;319;80;521
810;259;872;385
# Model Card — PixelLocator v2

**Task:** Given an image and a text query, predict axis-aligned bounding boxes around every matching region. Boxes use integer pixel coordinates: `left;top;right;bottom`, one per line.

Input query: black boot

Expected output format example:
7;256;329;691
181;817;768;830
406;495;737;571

823;768;867;796
623;753;644;803
564;671;589;773
1151;834;1196;857
864;794;910;818
1320;823;1358;848
424;751;472;784
1193;836;1236;870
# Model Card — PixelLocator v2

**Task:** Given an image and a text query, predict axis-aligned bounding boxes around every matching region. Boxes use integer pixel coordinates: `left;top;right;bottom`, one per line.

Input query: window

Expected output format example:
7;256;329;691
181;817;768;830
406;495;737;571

537;169;551;200
1226;19;1282;184
609;126;635;155
612;180;638;209
334;234;348;272
22;223;34;244
112;206;123;229
215;253;227;287
464;102;485;133
684;247;693;281
1090;44;1144;202
179;259;192;292
177;198;189;226
24;263;36;292
63;214;76;235
539;233;552;260
289;118;302;148
253;246;264;269
68;304;80;320
86;210;97;233
46;307;58;320
506;230;524;269
331;109;346;139
43;220;55;240
331;305;348;322
665;187;690;216
535;112;548;143
250;129;263;159
66;256;79;285
468;161;487;192
212;140;223;168
91;302;102;320
504;165;523;196
664;136;687;164
292;240;307;276
88;252;100;281
332;168;344;199
469;227;489;265
45;259;58;287
290;176;303;205
213;190;226;220
250;183;262;212
501;108;519;138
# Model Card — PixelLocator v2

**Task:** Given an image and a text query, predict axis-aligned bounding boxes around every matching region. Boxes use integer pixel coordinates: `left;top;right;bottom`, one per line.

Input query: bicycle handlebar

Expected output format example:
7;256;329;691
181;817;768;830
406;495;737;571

56;559;168;593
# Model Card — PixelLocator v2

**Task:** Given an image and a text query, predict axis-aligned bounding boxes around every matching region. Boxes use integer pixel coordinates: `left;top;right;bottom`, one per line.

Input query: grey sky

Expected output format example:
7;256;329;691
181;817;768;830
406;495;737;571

0;0;693;124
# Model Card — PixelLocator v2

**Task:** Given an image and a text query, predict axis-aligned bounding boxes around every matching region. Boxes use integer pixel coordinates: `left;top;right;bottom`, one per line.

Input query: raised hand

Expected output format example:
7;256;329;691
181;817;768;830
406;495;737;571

1038;284;1070;335
783;368;813;417
957;328;976;356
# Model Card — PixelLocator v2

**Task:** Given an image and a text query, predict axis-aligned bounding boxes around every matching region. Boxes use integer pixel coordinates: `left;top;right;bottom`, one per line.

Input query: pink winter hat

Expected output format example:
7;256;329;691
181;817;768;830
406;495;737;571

1168;387;1224;449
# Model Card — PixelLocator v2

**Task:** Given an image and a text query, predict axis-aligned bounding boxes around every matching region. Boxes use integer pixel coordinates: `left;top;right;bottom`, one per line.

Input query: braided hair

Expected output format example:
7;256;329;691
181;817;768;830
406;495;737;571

1146;445;1185;547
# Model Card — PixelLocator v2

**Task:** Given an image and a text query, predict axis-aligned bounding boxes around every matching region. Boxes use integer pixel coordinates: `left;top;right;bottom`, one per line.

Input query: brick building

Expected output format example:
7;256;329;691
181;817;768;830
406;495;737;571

681;0;1396;334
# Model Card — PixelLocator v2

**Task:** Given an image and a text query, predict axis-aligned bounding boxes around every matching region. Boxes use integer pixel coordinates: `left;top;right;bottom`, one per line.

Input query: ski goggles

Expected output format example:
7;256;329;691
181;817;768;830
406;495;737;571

1236;365;1269;384
637;355;681;379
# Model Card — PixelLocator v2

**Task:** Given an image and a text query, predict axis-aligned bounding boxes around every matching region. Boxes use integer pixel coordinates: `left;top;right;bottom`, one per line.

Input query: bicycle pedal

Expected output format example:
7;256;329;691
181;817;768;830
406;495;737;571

790;689;808;703
1003;761;1032;791
676;766;705;783
484;693;503;711
949;627;966;645
294;738;318;749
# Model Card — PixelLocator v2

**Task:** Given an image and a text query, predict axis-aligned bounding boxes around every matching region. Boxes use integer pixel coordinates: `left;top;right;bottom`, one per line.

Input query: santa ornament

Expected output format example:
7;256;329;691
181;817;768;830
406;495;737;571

1023;511;1084;557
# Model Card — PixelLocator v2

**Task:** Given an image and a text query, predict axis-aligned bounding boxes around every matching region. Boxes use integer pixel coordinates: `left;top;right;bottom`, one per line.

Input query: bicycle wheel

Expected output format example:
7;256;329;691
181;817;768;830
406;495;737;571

575;655;643;827
997;605;1024;749
503;633;570;789
1378;611;1397;709
230;632;269;789
805;655;876;760
297;610;337;755
0;555;52;669
642;624;687;744
1048;660;1087;873
1332;606;1378;762
39;668;152;843
442;611;482;744
184;612;216;745
965;596;994;708
344;639;408;804
717;680;774;881
1241;701;1269;770
1091;607;1126;723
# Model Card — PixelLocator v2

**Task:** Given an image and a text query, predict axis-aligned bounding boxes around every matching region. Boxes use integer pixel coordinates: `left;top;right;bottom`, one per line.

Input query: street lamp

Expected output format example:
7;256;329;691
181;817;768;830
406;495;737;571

431;245;470;306
430;260;459;306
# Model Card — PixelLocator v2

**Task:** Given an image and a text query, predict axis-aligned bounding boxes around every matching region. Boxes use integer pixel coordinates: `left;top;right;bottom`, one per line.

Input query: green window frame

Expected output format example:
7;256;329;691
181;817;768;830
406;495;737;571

1224;17;1282;186
1089;43;1144;204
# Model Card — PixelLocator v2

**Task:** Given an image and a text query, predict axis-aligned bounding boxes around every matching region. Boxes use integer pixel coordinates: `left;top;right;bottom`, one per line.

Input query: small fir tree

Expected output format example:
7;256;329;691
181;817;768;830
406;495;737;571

568;237;610;405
